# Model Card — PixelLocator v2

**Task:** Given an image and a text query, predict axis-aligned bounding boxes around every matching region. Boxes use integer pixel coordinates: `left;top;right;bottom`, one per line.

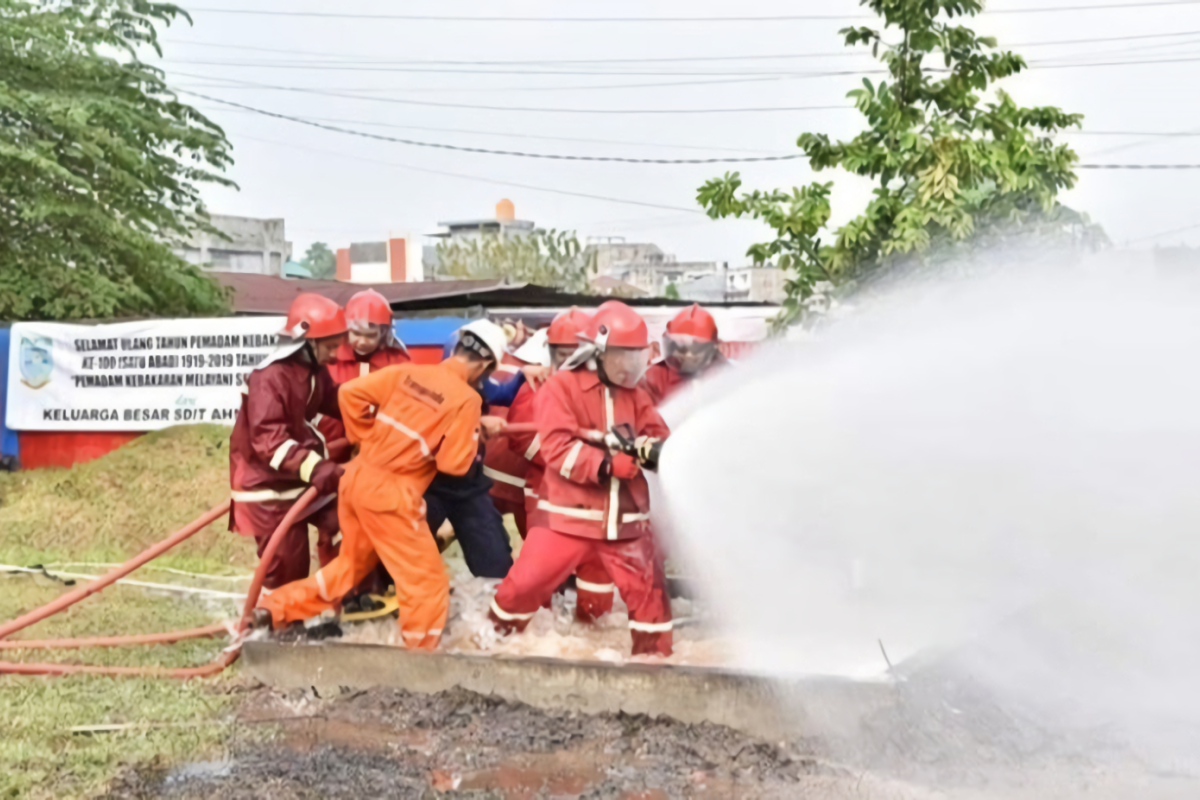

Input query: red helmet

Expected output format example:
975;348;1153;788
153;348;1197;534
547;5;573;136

547;306;592;346
666;304;719;342
588;301;648;350
345;289;392;332
282;293;347;340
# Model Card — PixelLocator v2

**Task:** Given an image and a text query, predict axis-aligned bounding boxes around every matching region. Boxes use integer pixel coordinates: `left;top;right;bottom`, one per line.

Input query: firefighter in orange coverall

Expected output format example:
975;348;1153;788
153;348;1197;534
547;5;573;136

640;304;727;407
489;302;674;656
256;321;509;649
228;294;350;589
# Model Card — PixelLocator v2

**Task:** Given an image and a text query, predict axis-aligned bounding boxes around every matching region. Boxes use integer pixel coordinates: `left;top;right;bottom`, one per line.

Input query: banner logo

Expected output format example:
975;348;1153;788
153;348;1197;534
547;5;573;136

19;336;54;390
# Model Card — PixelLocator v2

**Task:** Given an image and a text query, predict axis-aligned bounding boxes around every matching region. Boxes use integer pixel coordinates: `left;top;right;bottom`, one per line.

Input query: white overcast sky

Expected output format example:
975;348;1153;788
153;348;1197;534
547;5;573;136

152;0;1200;264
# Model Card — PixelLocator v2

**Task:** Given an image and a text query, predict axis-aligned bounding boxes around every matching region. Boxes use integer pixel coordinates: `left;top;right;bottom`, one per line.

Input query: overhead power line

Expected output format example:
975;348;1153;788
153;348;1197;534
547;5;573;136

183;91;809;163
186;2;1200;21
184;91;1200;170
1127;222;1200;243
169;71;848;114
160;29;1200;66
223;130;705;214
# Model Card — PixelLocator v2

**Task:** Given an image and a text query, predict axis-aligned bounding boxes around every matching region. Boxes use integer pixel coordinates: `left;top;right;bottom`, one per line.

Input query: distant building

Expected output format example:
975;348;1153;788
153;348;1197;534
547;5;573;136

178;215;291;276
334;237;426;284
585;238;723;297
676;265;787;304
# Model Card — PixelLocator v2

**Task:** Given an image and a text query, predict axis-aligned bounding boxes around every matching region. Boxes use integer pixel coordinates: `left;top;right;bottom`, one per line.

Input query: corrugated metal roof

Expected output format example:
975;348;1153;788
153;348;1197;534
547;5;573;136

214;273;773;315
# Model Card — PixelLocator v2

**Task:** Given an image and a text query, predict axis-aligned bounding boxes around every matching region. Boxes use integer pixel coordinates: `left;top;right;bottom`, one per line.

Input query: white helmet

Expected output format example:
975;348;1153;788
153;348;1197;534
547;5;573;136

457;319;509;367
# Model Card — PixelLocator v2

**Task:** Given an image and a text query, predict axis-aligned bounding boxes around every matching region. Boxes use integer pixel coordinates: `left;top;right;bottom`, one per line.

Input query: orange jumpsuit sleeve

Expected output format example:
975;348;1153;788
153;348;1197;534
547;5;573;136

435;392;483;477
337;366;404;444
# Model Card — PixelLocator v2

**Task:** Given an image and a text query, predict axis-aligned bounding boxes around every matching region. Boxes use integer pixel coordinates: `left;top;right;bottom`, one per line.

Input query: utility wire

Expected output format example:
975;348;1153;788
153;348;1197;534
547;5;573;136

169;72;849;114
186;91;1200;169
185;2;1200;21
222;129;707;214
159;29;1200;66
188;106;782;155
1126;222;1200;243
183;91;809;163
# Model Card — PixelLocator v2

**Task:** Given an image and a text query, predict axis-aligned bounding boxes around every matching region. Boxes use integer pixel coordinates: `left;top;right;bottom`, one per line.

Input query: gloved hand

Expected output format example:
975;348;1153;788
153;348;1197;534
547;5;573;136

310;459;345;495
325;438;353;464
611;452;641;480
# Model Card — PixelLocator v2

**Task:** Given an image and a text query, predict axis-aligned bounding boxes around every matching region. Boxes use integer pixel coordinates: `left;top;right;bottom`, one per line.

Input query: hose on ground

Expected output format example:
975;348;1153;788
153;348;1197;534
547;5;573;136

0;488;317;677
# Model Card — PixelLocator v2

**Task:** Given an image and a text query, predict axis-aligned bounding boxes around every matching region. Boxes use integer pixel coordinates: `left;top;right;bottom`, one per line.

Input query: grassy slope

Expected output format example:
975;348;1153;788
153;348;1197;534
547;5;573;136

0;426;254;798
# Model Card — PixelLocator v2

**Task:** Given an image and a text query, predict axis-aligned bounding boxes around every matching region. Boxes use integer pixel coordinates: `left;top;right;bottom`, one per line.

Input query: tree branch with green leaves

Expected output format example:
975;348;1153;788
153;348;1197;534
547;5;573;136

435;229;595;293
698;0;1099;326
0;0;234;321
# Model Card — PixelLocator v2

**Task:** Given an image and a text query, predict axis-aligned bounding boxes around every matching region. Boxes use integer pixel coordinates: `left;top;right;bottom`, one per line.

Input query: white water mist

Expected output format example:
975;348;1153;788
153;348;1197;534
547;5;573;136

658;266;1200;764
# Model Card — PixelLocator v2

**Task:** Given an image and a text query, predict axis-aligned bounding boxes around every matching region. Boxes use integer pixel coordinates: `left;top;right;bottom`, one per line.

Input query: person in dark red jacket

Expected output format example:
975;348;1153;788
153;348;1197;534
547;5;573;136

640;304;727;407
229;294;350;590
490;301;673;657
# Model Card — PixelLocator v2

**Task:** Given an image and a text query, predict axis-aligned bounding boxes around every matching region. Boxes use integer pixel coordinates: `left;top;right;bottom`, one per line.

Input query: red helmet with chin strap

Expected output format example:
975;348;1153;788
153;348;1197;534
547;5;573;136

547;306;592;346
282;293;347;340
588;301;648;350
345;289;392;331
666;304;719;342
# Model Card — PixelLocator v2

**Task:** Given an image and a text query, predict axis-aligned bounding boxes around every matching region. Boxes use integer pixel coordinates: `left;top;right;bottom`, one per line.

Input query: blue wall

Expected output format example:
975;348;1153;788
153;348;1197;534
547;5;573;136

394;317;466;347
0;328;18;459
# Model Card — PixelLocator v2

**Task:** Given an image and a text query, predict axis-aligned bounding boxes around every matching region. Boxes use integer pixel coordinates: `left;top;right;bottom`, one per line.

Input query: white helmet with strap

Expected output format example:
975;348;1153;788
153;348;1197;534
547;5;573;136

457;319;509;367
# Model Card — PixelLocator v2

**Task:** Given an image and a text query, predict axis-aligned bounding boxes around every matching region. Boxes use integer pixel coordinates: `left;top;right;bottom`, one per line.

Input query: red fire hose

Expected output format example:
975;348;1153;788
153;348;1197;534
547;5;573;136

0;488;317;678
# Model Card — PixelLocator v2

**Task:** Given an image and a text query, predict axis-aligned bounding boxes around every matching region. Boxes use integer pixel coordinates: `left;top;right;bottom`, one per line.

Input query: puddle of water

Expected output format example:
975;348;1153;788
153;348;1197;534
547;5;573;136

337;575;731;668
164;760;234;784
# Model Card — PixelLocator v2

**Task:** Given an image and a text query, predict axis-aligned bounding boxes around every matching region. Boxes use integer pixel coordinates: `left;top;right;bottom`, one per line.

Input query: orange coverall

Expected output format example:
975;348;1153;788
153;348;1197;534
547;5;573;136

260;360;482;650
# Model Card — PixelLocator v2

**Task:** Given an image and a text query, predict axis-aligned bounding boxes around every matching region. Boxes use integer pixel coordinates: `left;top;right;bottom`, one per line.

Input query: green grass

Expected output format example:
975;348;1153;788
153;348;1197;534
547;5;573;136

0;426;256;798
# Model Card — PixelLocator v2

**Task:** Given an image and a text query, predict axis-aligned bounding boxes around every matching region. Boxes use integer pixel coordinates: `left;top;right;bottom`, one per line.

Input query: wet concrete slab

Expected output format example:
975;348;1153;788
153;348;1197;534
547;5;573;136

242;640;894;742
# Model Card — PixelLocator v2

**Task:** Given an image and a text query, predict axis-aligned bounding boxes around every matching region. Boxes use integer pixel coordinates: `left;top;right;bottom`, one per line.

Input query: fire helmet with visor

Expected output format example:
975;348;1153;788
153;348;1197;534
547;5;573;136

664;304;720;375
587;301;649;389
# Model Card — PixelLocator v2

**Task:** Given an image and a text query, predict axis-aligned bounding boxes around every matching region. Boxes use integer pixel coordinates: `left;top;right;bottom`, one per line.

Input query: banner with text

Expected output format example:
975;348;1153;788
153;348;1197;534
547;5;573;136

5;317;285;431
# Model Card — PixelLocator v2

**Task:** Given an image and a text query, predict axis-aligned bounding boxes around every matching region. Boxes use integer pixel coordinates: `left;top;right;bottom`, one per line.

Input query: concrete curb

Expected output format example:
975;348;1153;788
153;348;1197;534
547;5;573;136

242;641;894;741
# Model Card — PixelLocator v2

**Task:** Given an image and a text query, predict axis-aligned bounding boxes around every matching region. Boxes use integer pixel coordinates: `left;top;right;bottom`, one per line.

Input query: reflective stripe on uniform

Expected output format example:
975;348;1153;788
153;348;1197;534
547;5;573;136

483;466;526;488
604;386;620;541
628;619;674;633
308;414;329;455
269;439;298;470
376;410;432;457
622;512;651;523
231;487;306;503
490;598;537;621
560;440;584;479
524;487;538;498
524;434;541;460
575;578;615;594
359;362;370;378
299;451;323;483
315;569;331;602
537;500;604;521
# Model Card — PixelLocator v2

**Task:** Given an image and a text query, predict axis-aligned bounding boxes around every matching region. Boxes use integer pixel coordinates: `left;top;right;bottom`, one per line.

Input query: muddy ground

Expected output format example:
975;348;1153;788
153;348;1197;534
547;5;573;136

102;673;1200;800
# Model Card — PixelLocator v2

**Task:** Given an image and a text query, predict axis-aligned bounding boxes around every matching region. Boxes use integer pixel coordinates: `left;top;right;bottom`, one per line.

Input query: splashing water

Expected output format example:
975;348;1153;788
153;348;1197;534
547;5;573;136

658;268;1200;765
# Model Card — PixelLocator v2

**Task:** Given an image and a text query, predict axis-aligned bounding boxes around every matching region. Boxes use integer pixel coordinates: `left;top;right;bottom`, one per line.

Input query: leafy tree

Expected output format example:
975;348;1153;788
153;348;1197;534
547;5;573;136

0;0;234;321
300;241;337;280
435;229;595;293
663;282;680;300
698;0;1098;325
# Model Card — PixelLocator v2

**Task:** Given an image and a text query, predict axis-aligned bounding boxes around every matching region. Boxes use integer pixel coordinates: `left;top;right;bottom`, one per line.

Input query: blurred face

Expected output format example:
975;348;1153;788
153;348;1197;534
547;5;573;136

600;346;649;389
664;333;718;375
348;324;384;356
550;344;578;370
311;333;345;366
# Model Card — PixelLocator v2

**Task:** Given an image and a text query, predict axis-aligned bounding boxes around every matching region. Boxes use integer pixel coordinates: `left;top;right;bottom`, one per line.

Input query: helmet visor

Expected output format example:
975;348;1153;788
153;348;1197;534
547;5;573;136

664;333;718;375
600;346;649;389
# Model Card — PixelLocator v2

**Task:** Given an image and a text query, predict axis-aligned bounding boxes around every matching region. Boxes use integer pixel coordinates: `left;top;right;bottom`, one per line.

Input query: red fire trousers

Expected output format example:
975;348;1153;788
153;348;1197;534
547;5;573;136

490;526;673;656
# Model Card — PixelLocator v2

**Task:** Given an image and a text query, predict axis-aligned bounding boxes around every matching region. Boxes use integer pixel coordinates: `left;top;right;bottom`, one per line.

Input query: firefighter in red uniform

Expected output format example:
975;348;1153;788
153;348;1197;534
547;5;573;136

640;304;726;407
489;302;673;656
229;294;350;589
496;308;593;540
